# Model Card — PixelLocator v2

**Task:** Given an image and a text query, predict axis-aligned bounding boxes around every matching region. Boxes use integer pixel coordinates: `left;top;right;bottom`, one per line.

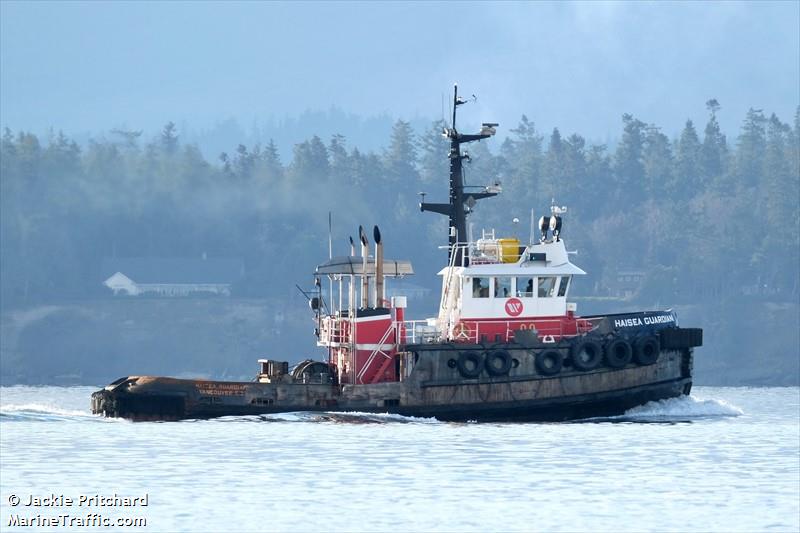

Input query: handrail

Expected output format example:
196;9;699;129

439;240;527;267
395;316;592;345
321;313;593;348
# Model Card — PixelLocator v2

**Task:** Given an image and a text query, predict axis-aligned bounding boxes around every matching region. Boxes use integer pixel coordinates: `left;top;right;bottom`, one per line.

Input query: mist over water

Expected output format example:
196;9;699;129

1;386;798;532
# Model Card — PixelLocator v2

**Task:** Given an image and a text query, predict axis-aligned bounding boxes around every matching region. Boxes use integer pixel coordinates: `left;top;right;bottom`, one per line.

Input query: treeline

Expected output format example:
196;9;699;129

1;102;798;308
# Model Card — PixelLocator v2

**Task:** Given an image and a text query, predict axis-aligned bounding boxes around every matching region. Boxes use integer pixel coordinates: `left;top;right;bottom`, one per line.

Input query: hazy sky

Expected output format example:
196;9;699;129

1;1;798;143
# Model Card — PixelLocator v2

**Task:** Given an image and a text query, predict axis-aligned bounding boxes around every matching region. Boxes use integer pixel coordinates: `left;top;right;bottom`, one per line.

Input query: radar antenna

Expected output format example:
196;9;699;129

420;84;500;265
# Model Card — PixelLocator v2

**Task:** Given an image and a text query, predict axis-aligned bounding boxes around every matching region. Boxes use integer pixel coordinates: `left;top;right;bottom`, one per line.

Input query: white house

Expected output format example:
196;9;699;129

102;257;244;297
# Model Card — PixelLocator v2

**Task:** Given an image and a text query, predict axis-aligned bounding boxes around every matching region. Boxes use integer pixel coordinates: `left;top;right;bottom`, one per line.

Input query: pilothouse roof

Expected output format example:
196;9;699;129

437;239;586;276
315;256;414;277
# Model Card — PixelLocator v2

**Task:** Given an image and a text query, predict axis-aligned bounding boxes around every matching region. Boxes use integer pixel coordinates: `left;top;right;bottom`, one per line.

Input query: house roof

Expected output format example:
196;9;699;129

101;257;244;284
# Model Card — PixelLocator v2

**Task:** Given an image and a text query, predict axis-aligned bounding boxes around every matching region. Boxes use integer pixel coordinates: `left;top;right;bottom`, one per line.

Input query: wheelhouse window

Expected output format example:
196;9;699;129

538;277;558;297
494;277;512;298
472;277;490;298
558;276;570;297
516;276;534;297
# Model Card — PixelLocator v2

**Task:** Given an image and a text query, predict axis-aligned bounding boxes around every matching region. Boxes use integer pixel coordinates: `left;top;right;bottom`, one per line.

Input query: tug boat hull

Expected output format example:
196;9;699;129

92;326;698;422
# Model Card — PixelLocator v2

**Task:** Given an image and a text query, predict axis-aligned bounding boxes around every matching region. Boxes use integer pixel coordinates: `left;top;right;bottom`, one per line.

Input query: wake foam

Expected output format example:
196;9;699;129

0;403;96;422
621;395;743;420
205;411;441;425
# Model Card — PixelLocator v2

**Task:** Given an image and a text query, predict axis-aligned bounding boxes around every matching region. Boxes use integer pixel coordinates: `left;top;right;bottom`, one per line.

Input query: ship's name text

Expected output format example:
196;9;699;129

614;315;675;328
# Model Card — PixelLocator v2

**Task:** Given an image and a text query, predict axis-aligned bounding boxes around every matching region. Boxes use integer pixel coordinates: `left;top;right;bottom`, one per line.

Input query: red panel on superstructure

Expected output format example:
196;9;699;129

352;315;398;384
453;315;591;344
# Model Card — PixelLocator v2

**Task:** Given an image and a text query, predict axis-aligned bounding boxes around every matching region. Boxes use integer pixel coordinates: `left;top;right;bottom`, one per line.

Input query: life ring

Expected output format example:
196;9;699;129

485;350;513;376
634;336;660;365
456;351;483;379
453;322;473;341
604;338;633;369
570;338;603;371
535;350;563;376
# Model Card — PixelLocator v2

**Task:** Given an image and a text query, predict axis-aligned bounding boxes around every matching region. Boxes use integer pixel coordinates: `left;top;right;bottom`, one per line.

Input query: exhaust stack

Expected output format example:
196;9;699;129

359;226;369;309
374;226;384;308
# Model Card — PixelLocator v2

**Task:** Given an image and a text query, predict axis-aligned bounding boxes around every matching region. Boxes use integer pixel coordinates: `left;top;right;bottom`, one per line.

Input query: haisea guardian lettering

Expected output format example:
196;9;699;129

613;314;675;328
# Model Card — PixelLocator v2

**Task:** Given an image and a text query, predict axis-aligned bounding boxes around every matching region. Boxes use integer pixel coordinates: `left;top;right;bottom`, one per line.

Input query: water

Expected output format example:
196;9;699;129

1;387;798;533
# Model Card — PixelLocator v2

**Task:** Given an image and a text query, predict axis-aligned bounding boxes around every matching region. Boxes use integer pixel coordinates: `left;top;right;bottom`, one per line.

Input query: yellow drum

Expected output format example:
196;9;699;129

498;238;520;263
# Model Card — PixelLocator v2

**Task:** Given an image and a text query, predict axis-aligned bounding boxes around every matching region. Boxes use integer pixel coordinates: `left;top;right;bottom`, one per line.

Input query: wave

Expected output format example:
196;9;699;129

199;411;441;425
0;403;113;422
619;395;744;421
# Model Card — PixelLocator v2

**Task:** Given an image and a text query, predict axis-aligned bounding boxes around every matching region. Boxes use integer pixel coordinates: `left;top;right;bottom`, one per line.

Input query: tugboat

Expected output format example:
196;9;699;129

92;86;702;422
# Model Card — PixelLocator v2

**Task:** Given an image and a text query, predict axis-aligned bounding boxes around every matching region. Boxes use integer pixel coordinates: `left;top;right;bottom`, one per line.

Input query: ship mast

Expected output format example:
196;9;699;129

420;84;499;266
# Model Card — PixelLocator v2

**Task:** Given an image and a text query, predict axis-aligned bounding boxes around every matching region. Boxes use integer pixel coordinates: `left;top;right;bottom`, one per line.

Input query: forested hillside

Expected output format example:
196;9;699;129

1;102;798;384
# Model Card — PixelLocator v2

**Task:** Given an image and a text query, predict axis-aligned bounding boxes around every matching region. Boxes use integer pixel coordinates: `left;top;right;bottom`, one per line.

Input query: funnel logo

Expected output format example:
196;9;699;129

505;298;523;317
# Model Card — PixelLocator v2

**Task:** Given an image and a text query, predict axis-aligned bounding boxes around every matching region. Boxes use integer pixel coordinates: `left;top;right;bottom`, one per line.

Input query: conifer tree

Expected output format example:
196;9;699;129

701;99;727;181
614;113;646;193
384;120;419;184
642;125;673;197
261;139;283;181
328;134;349;185
418;120;448;185
735;108;767;187
675;119;702;193
161;122;178;155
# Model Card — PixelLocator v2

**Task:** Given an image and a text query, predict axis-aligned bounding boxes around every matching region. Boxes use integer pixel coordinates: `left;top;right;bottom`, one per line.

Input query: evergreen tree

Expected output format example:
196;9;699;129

233;144;255;179
760;114;798;293
613;113;646;193
384;120;419;185
348;147;366;187
735;108;767;187
642;125;673;197
328;134;349;185
290;136;329;183
503;115;543;205
161;121;178;155
674;119;702;193
701;99;727;181
542;128;565;200
418;119;448;185
584;144;612;211
261;139;283;181
308;135;330;181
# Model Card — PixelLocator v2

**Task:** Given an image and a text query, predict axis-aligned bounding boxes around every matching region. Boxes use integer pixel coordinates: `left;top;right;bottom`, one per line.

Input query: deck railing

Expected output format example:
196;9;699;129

321;314;593;347
399;317;592;345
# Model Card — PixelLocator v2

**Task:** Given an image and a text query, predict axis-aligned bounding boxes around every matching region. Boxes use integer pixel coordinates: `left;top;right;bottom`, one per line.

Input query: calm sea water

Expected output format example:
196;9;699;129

0;386;798;533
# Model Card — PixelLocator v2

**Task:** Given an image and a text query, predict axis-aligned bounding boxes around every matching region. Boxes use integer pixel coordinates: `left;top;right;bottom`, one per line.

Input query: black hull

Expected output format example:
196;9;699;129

92;326;701;423
92;377;690;423
393;378;691;422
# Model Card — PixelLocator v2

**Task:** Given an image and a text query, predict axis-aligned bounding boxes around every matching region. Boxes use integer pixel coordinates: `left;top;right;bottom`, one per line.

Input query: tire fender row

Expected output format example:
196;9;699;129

448;333;661;379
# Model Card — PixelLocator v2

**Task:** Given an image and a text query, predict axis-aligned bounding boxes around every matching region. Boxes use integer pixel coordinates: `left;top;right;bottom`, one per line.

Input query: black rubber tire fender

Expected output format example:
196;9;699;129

634;335;660;365
604;338;633;368
570;338;603;371
535;349;563;376
485;350;513;376
456;351;483;379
